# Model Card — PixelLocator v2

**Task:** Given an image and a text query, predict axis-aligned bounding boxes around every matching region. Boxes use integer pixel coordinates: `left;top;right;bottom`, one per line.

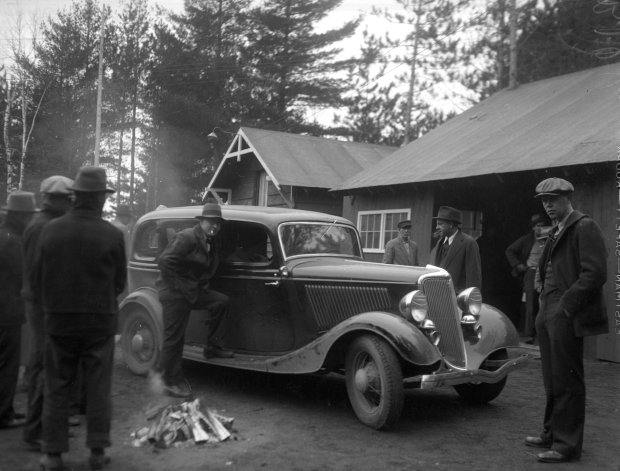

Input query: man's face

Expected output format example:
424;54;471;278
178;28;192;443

435;219;455;238
532;222;545;238
398;226;411;240
199;218;222;237
540;195;571;222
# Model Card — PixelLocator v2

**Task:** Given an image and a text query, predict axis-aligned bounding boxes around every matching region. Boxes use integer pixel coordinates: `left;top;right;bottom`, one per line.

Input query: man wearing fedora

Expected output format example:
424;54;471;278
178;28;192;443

431;206;481;294
34;166;126;470
505;214;550;343
156;198;233;399
525;178;607;464
21;176;74;451
0;191;36;429
382;219;419;266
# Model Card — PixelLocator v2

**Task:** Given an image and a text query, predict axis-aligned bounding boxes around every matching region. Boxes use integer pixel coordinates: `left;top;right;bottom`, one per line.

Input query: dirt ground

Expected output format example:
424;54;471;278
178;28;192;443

1;342;620;471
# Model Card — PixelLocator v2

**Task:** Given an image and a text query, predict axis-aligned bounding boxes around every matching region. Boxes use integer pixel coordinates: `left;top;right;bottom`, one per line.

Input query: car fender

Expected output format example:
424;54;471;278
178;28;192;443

266;312;442;374
118;287;163;335
462;303;521;369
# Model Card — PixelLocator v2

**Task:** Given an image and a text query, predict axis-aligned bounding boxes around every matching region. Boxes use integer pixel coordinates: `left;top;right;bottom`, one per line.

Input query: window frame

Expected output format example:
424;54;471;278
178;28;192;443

357;208;411;254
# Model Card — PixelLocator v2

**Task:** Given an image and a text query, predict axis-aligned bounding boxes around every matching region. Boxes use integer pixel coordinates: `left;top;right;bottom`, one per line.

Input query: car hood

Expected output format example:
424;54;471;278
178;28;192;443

286;257;441;284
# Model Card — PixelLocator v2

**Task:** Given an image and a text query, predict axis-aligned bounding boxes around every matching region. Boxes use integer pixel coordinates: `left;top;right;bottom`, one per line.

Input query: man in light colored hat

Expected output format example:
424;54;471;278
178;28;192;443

21;176;74;451
430;205;481;293
156;198;233;399
382;219;419;266
34;166;126;470
524;177;607;464
0;191;36;429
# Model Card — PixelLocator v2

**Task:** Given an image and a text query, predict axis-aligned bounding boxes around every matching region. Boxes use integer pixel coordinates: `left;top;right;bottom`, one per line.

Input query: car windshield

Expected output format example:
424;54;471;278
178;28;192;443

279;222;363;259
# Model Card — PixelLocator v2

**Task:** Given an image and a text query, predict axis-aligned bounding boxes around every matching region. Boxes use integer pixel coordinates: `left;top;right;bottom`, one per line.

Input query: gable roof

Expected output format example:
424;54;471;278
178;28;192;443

208;127;395;191
337;63;620;191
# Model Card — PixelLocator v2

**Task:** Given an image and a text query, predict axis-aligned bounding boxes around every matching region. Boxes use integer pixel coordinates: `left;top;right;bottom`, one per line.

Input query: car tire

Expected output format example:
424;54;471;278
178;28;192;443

345;335;403;430
121;306;161;376
453;350;508;404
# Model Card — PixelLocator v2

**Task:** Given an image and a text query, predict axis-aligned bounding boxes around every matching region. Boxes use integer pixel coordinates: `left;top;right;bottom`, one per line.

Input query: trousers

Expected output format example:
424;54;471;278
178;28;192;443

0;325;21;425
535;293;584;458
42;333;115;453
158;288;229;386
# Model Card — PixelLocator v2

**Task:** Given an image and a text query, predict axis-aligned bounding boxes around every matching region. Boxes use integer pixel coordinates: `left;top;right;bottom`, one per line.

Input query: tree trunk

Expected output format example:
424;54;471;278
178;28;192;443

403;0;423;146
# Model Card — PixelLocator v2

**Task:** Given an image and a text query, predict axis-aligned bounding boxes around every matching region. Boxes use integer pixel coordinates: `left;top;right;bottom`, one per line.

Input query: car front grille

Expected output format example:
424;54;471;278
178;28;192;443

419;275;466;368
305;284;392;330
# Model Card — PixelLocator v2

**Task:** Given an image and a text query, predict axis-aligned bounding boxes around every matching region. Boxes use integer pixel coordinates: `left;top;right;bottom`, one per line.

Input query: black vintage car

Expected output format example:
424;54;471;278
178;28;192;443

120;205;529;430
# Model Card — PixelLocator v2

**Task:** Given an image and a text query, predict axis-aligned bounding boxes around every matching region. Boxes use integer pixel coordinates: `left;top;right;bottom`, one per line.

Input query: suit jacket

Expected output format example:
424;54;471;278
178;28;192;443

34;206;126;335
157;224;220;304
382;236;419;266
505;231;535;278
0;218;25;326
431;230;481;293
538;210;608;337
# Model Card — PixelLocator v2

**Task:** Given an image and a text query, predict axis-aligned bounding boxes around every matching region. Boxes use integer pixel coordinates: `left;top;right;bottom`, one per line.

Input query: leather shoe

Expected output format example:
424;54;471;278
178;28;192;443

203;345;234;359
537;450;574;463
0;417;26;428
163;382;192;399
89;452;111;470
68;415;81;427
23;438;43;452
39;454;65;471
525;436;552;448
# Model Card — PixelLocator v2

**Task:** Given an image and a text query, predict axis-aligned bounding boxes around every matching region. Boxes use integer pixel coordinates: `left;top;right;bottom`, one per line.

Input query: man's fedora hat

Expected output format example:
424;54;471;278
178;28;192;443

432;206;462;224
4;191;36;212
195;201;224;221
397;219;412;229
534;178;574;198
40;175;74;195
69;166;115;193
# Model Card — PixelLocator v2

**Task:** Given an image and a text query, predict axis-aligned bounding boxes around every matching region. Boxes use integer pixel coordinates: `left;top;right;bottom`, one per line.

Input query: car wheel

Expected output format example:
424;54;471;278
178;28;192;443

345;335;404;430
121;306;161;376
454;350;508;404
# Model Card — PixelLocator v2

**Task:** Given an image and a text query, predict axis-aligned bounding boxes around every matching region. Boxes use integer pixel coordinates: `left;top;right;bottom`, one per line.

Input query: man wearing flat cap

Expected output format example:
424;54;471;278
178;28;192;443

21;176;74;450
431;206;481;293
34;166;126;470
156;198;233;399
505;213;550;343
0;191;36;430
382;219;419;266
524;178;607;464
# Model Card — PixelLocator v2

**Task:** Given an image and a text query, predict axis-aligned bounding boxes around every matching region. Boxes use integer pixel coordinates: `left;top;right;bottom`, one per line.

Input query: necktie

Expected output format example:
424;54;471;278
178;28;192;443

438;239;449;264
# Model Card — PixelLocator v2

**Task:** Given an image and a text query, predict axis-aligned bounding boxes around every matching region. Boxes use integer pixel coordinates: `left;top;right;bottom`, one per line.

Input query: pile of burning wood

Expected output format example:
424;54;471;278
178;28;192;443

130;398;235;448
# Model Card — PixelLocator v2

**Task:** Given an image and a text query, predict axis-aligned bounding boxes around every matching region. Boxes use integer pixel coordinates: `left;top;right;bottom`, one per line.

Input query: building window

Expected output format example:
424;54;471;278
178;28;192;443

357;209;410;253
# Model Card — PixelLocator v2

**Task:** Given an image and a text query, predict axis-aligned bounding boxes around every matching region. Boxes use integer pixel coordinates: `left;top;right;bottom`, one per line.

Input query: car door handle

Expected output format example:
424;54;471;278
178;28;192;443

265;281;280;287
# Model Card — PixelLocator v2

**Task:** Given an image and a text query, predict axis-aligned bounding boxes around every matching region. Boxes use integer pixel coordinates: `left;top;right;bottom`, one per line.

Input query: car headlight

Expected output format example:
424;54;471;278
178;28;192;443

399;290;428;324
457;287;482;325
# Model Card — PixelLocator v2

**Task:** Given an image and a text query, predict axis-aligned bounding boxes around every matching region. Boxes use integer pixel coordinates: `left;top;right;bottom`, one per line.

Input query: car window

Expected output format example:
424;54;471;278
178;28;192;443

279;222;362;259
133;219;196;261
220;221;274;267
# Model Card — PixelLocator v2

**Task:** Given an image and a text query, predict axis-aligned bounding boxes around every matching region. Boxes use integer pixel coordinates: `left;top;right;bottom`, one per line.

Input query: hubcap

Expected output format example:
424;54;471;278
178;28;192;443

355;368;369;393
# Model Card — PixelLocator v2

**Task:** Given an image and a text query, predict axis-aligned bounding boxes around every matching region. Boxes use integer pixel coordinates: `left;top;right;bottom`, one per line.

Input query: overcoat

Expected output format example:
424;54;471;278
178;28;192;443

538;210;608;337
0;218;25;326
431;230;481;293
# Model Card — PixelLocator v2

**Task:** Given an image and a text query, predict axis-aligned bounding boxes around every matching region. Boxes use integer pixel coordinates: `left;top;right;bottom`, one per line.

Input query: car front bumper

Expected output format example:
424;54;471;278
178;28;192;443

404;352;531;389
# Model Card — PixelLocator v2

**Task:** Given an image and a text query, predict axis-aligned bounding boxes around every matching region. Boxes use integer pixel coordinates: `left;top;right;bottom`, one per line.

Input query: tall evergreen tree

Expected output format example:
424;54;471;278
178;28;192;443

239;0;358;132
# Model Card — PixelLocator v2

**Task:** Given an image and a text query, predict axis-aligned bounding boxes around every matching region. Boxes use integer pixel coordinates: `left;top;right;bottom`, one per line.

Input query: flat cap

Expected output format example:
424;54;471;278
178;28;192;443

40;175;74;195
534;178;574;198
397;219;412;229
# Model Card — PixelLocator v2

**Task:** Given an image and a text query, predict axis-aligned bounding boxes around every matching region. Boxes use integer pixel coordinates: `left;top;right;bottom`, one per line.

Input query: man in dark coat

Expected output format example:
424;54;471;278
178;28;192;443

156;199;233;399
0;191;36;429
21;176;73;451
34;167;126;471
505;214;549;342
382;219;419;266
430;206;481;293
525;178;608;464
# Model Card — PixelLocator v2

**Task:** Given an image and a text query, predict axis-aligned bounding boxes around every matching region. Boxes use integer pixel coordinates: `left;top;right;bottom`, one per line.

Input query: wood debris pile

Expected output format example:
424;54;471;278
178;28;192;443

131;398;235;448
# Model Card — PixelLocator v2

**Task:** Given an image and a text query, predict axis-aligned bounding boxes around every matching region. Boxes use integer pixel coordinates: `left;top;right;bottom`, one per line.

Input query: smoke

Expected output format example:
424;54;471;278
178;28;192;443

148;370;165;396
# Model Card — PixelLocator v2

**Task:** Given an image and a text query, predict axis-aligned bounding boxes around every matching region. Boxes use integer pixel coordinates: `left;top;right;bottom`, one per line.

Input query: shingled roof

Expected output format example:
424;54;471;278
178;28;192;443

208;127;395;191
336;63;620;191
